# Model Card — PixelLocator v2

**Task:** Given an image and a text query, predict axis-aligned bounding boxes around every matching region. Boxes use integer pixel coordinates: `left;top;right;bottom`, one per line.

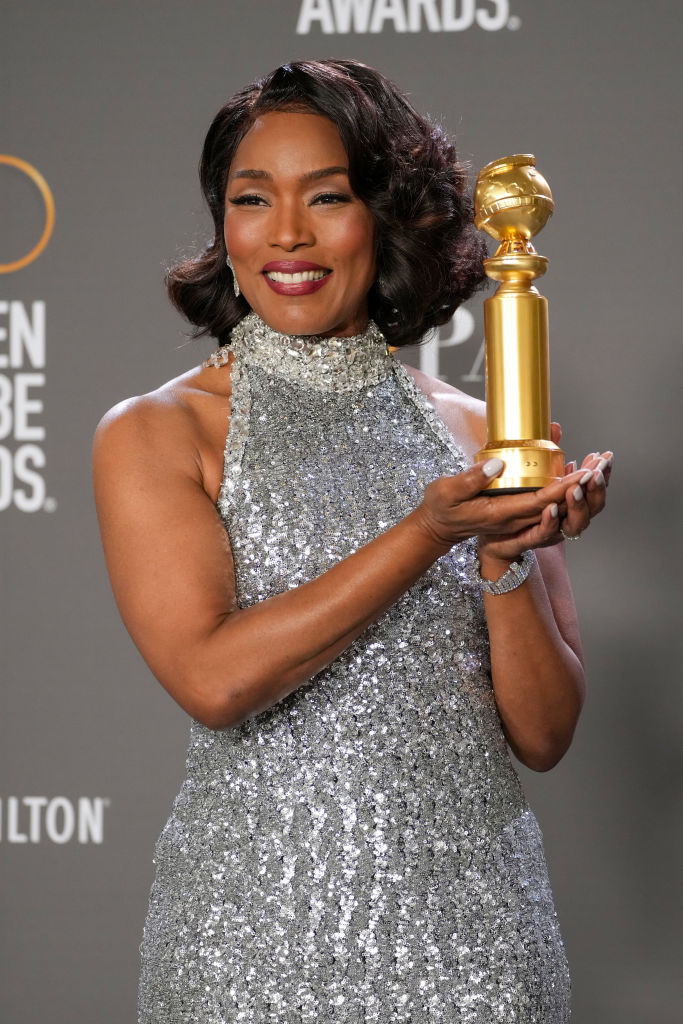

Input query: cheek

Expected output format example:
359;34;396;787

331;212;376;271
223;209;261;258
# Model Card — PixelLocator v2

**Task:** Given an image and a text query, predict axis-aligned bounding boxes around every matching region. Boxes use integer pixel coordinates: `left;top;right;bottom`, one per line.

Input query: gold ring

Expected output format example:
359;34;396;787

0;155;55;273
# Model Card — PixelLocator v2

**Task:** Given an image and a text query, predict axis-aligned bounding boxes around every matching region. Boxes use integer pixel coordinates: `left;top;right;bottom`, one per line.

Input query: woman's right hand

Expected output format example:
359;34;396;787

413;456;587;557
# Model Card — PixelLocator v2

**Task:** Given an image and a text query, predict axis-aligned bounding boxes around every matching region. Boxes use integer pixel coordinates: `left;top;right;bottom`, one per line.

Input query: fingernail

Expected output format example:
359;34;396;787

594;469;605;486
566;461;577;473
549;503;558;518
596;458;608;472
579;471;592;485
482;457;505;478
573;485;583;502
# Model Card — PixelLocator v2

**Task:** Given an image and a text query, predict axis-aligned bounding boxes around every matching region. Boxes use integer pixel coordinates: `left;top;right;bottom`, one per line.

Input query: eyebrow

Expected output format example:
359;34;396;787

230;165;349;183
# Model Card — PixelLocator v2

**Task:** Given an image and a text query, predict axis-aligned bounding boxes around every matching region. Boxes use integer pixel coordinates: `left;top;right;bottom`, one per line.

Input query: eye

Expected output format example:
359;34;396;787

311;192;352;205
228;194;268;206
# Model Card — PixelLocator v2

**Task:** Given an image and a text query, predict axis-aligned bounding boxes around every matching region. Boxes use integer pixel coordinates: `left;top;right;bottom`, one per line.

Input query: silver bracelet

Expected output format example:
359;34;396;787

476;549;536;595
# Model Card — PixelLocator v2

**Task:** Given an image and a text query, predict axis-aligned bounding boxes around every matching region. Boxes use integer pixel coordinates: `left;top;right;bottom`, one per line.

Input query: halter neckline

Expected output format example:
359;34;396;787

204;312;393;392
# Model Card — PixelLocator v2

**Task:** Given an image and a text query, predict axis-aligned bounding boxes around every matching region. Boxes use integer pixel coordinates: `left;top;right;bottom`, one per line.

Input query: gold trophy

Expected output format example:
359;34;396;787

473;154;564;492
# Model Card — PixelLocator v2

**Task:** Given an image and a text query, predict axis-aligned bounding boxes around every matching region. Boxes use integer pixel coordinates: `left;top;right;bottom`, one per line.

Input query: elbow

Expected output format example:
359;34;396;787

177;672;249;732
513;728;576;773
521;749;566;773
194;703;239;732
193;689;250;731
511;673;586;773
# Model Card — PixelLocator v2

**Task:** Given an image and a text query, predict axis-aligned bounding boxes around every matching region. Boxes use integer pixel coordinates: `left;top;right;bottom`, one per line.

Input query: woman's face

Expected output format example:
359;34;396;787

224;111;377;338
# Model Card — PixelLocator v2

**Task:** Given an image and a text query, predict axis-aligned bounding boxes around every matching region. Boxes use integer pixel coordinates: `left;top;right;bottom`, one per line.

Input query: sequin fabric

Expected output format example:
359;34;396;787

138;312;571;1022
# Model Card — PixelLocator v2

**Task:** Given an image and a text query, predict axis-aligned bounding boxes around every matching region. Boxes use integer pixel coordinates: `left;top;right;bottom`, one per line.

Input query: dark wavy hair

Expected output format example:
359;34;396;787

167;59;487;348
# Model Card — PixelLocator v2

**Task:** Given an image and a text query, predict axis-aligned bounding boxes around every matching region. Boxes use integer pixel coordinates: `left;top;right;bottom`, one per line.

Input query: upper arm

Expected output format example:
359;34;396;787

92;394;237;719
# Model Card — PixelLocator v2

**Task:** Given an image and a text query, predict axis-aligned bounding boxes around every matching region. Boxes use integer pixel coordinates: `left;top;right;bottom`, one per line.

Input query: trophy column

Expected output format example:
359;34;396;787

474;155;565;492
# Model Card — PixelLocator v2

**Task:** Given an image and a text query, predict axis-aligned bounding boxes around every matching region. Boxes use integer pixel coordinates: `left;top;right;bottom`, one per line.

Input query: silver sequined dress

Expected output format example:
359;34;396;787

138;312;571;1023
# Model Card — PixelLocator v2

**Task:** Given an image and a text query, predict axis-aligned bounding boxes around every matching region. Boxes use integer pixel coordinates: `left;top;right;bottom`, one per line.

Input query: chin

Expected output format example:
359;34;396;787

251;301;361;339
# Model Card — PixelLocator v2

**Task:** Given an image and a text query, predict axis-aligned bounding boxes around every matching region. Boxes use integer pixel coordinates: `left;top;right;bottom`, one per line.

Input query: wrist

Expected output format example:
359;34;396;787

407;506;455;559
477;545;520;582
476;548;535;596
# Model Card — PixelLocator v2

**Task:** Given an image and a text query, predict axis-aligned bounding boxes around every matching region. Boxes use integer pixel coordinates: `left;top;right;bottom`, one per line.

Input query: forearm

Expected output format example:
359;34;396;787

188;509;450;729
133;459;583;730
480;551;586;772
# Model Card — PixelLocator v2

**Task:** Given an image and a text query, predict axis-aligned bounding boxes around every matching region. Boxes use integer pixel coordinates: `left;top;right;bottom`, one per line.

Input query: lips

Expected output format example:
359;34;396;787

261;260;332;296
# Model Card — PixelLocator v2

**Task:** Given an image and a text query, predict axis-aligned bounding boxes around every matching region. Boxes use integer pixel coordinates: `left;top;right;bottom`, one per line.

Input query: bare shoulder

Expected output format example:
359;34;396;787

402;362;486;461
93;361;231;473
94;378;194;456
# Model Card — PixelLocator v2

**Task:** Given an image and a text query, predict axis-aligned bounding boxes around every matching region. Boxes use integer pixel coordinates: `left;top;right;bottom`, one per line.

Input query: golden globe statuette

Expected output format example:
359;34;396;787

473;155;564;492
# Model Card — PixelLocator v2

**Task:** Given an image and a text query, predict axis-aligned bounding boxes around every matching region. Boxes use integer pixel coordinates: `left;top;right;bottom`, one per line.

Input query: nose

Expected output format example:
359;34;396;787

269;198;315;252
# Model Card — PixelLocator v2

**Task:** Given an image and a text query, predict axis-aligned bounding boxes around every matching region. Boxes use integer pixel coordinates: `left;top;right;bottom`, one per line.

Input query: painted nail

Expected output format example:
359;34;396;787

579;470;592;485
594;469;605;486
573;485;583;502
482;457;505;478
549;503;559;518
596;458;608;472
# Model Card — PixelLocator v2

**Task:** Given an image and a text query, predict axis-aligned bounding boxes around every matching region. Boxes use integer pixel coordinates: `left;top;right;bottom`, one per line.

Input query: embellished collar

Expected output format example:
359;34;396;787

204;312;393;392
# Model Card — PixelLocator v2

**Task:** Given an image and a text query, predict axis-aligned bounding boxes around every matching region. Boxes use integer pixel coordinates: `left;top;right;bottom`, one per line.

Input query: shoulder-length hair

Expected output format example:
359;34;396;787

167;59;487;348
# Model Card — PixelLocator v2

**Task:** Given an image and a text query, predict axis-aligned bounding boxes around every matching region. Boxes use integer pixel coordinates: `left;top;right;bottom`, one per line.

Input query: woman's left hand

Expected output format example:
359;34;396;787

477;422;613;562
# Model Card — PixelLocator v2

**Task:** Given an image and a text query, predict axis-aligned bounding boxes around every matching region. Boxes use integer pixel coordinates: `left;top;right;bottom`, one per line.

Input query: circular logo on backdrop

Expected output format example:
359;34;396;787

0;156;55;274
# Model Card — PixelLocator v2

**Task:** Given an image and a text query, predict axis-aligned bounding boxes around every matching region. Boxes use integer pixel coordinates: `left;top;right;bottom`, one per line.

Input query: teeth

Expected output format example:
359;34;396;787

266;269;329;283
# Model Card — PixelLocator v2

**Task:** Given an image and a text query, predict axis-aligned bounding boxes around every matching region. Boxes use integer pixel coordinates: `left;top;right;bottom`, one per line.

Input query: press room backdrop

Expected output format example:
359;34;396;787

2;1;681;1020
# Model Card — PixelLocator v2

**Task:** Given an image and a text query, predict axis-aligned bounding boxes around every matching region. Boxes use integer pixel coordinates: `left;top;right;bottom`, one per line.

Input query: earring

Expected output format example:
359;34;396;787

225;254;240;298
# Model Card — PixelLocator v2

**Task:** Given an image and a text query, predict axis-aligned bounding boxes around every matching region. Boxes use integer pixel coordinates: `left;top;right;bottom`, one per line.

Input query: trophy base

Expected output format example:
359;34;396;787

474;441;564;493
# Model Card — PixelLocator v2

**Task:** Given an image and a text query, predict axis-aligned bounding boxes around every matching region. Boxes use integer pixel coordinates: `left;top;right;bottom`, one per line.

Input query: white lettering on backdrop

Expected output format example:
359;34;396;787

0;796;110;844
0;300;54;512
296;0;518;34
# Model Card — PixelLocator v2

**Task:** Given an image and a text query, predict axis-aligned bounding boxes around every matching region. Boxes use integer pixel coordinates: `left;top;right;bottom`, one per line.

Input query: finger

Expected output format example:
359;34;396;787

578;450;613;484
533;468;587;504
525;501;565;548
584;467;607;516
454;456;507;500
425;459;507;515
550;421;562;446
580;452;601;471
446;457;539;517
564;460;577;476
595;451;614;486
561;479;592;537
479;502;564;559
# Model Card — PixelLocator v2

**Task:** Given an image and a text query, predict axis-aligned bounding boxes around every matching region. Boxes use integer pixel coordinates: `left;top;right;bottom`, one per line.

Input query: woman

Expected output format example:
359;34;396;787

93;60;611;1022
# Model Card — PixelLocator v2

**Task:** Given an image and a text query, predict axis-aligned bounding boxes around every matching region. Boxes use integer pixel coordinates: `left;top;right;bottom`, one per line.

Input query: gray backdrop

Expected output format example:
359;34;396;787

3;1;681;1020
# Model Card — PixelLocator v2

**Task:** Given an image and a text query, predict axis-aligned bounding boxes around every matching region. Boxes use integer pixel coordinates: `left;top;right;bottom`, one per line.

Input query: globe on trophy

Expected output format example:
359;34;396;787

473;154;565;492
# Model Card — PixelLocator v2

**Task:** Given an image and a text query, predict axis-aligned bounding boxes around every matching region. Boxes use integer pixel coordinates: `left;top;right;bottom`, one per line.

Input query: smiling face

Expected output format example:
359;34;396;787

224;111;377;338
